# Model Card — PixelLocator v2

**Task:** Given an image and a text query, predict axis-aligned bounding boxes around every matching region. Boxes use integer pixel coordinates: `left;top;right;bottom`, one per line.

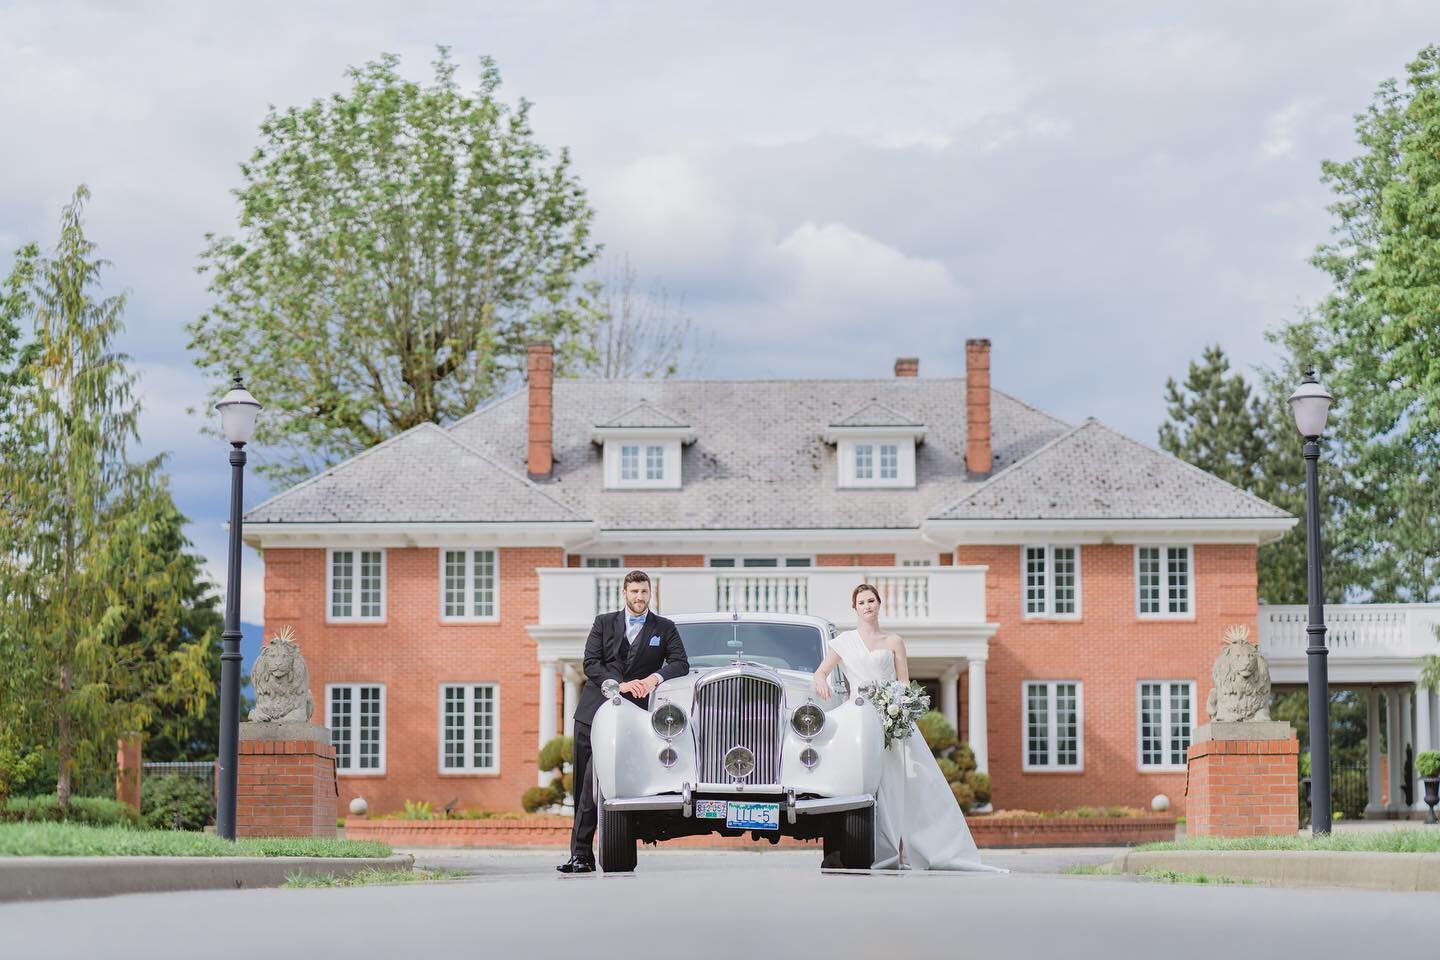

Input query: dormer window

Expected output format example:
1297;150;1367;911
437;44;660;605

592;401;695;491
824;402;925;490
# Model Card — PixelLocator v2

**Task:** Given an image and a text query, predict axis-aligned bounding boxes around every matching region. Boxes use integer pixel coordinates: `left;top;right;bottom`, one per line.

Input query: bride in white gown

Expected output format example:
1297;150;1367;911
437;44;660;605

812;583;1000;872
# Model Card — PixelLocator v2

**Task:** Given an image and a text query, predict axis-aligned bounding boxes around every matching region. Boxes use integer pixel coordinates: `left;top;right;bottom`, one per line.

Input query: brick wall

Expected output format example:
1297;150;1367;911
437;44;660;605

816;553;897;567
236;737;338;837
264;545;562;817
1185;736;1300;836
956;543;1257;815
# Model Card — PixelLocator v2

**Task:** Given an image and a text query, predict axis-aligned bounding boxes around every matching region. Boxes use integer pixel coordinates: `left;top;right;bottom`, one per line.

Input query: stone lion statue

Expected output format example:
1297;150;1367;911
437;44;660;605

1206;624;1272;723
248;626;314;724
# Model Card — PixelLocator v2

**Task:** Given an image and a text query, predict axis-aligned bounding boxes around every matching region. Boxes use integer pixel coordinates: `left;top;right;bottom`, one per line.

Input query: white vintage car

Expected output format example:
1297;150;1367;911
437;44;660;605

588;612;885;872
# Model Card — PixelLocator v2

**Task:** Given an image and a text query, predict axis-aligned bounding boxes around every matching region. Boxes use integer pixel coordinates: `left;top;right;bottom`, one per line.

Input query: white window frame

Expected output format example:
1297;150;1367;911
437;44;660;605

1135;545;1194;619
706;555;815;568
326;548;386;623
1136;680;1196;771
1021;545;1081;620
1021;680;1084;772
439;549;500;622
437;682;501;775
603;438;682;489
836;437;916;488
581;556;622;568
326;683;386;775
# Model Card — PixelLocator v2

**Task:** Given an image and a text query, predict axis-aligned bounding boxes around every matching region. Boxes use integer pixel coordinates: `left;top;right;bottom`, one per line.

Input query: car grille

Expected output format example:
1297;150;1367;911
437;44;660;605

694;674;783;784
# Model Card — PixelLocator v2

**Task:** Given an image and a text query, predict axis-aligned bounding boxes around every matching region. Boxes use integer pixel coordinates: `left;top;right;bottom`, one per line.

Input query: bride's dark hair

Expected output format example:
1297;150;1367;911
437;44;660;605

850;583;882;608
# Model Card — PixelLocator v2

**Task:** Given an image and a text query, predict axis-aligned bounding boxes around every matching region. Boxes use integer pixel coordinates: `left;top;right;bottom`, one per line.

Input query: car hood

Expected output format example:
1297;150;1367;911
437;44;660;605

653;664;819;711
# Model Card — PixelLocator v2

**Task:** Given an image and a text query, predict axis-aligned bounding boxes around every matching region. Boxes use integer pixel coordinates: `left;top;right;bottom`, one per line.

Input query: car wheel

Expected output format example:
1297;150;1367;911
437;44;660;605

595;769;637;873
835;805;874;870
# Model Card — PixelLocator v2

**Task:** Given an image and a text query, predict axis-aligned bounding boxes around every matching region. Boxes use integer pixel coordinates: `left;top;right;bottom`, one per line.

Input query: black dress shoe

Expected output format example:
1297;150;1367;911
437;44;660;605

557;855;596;874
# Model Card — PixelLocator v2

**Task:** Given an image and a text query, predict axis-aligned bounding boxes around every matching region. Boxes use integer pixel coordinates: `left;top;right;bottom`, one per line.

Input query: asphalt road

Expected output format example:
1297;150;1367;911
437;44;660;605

1;848;1431;960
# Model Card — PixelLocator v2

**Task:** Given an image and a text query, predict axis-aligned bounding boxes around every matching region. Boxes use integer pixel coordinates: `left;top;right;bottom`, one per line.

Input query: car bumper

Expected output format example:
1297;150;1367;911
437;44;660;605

602;789;874;822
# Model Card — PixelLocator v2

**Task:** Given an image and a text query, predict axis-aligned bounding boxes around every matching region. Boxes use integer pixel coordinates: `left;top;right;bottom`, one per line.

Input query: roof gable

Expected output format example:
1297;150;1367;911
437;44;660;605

830;401;923;428
595;400;690;429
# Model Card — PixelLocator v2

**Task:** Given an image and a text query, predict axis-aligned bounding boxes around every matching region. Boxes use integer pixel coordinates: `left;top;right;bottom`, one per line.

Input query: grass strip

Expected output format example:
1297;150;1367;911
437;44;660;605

1138;829;1440;855
283;867;467;889
0;822;390;858
1059;864;1112;876
1136;868;1251;885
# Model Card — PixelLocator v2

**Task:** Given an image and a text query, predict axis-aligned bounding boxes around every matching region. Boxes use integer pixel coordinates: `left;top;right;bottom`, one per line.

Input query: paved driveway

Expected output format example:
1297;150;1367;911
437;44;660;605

1;847;1430;960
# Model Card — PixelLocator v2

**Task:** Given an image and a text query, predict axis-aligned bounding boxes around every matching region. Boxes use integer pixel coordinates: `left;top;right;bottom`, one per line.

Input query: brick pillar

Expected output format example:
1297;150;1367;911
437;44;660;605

115;735;142;812
527;342;554;480
965;338;991;478
236;723;338;838
1185;723;1299;837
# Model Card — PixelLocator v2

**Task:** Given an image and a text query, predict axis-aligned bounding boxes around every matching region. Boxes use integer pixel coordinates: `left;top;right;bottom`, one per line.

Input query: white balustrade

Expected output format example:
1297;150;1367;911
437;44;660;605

715;575;809;614
1257;604;1440;661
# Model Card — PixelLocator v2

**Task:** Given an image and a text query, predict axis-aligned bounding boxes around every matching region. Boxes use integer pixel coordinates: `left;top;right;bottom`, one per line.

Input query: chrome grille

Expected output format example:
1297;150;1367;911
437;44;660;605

695;674;783;784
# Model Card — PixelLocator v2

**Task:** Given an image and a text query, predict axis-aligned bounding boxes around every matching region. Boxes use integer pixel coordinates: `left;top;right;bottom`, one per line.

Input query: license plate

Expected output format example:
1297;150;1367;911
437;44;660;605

725;801;779;831
694;800;728;820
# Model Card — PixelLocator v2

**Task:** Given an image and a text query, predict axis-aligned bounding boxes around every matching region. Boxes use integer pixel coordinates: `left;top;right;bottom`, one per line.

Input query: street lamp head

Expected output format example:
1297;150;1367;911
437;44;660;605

1288;370;1333;440
216;375;262;445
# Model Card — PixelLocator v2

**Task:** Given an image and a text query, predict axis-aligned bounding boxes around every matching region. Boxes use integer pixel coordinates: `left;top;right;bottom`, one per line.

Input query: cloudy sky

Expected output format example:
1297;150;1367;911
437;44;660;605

2;1;1436;621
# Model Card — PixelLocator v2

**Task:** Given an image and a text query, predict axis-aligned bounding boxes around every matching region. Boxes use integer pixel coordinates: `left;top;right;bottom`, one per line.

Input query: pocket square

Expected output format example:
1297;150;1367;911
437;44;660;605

648;636;661;646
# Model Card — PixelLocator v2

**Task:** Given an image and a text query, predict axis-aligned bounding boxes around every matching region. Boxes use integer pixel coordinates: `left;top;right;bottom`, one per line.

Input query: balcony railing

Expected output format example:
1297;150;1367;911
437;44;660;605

537;566;986;627
1257;604;1440;661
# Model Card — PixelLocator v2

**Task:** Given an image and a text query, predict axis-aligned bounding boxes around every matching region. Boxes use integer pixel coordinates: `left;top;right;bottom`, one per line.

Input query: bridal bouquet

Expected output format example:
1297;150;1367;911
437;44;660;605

862;679;931;750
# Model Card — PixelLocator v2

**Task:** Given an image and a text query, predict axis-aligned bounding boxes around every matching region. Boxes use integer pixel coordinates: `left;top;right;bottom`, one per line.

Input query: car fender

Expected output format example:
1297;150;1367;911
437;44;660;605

590;695;696;801
781;698;884;797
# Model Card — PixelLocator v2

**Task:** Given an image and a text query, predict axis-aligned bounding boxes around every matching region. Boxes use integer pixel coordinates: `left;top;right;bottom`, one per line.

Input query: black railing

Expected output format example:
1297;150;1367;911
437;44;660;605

1301;760;1368;823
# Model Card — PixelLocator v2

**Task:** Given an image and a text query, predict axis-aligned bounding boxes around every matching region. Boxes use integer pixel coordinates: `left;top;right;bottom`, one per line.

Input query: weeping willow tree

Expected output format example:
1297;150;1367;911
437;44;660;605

0;187;212;809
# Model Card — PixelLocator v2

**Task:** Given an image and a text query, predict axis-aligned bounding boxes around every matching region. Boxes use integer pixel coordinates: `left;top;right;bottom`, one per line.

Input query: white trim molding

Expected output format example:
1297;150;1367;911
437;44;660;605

1135;544;1195;620
326;547;386;623
922;516;1295;545
1136;679;1196;772
1021;679;1084;773
242;520;597;550
326;682;387;776
439;548;500;623
437;682;501;776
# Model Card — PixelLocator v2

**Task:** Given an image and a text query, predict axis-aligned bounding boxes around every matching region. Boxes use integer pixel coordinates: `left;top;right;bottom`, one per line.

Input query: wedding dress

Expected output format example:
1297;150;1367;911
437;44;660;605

829;630;999;871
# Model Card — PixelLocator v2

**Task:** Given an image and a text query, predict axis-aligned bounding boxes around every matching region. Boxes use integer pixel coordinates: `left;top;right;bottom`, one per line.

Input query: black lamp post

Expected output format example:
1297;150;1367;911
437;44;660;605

1289;370;1335;836
215;376;261;841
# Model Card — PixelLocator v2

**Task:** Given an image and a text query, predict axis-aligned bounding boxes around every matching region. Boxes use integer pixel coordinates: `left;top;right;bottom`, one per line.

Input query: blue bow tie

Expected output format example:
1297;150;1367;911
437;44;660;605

627;614;646;627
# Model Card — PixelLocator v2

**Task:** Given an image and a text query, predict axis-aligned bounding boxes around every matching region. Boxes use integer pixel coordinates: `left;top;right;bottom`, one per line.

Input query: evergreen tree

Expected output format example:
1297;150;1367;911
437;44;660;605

0;187;212;810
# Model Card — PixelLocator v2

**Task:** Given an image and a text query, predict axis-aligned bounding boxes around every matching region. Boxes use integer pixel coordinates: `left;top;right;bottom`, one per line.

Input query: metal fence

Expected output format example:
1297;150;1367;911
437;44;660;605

1300;760;1369;823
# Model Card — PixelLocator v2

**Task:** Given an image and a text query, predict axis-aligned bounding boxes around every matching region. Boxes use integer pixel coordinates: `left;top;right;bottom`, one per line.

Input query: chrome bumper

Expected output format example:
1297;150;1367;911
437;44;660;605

602;789;874;823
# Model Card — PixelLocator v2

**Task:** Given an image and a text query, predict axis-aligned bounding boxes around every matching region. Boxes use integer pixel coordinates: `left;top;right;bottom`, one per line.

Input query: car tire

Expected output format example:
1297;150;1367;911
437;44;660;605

595;771;637;873
835;805;874;869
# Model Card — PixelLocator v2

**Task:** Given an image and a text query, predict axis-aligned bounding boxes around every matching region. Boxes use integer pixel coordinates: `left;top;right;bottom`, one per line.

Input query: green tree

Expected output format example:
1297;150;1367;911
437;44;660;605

1304;45;1440;602
189;49;600;487
0;187;212;810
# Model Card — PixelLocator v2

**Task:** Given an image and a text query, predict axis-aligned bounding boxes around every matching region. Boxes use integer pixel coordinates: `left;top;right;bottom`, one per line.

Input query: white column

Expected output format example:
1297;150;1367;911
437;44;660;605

538;659;558;786
1365;687;1383;815
562;664;581;739
967;659;988;774
1386;688;1403;812
1414;684;1432;813
940;665;961;733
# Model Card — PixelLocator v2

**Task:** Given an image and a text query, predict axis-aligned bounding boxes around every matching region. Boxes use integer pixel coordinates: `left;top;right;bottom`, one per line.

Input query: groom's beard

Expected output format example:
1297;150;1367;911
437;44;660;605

627;600;649;616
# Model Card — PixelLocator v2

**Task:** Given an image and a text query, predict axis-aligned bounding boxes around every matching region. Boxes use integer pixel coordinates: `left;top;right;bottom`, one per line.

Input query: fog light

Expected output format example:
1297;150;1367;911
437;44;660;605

723;745;756;780
800;748;819;769
658;746;678;768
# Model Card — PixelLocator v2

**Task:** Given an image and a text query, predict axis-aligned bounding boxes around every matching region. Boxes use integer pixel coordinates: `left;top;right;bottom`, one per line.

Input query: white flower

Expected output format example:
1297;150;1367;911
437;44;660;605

887;704;900;717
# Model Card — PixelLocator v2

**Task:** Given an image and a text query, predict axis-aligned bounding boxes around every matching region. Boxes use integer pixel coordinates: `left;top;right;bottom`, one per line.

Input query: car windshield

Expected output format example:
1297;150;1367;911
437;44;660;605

676;621;826;673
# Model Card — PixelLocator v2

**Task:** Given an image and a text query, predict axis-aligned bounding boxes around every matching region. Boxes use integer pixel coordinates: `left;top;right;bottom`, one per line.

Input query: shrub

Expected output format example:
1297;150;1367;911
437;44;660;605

141;777;214;831
2;795;141;827
526;735;573;811
915;711;988;813
1417;750;1440;779
970;772;991;807
916;713;957;753
400;800;434;820
949;781;975;811
1299;752;1311;778
521;785;563;813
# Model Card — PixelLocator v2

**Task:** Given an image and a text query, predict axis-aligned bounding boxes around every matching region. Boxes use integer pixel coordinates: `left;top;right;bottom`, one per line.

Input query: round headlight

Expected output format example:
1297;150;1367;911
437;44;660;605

651;702;687;740
658;746;678;768
601;678;621;699
790;703;825;740
723;745;756;780
800;747;820;769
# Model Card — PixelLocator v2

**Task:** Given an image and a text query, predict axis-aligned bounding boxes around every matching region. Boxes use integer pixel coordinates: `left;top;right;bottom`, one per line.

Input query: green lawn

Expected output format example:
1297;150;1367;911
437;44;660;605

1139;830;1440;854
0;822;390;858
283;867;467;888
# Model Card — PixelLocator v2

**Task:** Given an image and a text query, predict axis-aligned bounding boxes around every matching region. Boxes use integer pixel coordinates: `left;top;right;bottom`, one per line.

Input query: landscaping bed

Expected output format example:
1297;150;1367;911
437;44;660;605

0;822;390;858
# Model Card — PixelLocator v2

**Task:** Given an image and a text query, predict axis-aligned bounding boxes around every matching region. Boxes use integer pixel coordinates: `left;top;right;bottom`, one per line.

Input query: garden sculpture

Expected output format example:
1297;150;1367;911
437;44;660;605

248;625;315;723
1205;624;1272;723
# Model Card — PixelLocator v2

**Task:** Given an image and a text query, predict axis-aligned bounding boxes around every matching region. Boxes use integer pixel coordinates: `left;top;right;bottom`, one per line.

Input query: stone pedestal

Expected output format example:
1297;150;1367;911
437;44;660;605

1185;721;1299;837
236;722;338;838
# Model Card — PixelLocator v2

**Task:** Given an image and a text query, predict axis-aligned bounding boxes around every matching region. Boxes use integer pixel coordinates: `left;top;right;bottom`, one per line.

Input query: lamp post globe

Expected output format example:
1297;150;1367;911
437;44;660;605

1290;370;1333;835
215;375;261;841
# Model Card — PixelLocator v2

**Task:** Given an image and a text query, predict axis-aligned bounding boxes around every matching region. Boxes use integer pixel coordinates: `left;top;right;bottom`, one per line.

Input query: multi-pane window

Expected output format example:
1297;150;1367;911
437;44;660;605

901;558;935;567
855;444;874;479
329;549;384;620
441;684;498;773
1137;546;1192;616
1022;546;1079;617
620;445;640;481
1139;681;1195;769
1024;681;1082;770
329;685;384;772
442;550;497;620
645;445;664;480
581;556;622;568
878;443;898;480
708;557;812;567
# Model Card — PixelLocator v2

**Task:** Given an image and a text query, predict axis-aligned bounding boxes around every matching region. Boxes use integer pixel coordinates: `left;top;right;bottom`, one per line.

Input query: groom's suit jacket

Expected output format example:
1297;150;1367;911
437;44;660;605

574;610;689;725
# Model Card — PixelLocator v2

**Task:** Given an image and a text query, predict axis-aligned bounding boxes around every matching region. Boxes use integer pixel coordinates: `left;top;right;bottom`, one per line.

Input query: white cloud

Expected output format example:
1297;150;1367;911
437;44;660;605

776;221;964;310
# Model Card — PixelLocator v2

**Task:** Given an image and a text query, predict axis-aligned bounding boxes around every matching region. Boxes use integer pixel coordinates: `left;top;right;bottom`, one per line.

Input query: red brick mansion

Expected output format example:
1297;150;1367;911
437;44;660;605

244;339;1293;816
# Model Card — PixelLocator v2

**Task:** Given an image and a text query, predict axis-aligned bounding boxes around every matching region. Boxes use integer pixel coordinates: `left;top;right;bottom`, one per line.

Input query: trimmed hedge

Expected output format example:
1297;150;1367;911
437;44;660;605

2;795;141;828
141;777;213;831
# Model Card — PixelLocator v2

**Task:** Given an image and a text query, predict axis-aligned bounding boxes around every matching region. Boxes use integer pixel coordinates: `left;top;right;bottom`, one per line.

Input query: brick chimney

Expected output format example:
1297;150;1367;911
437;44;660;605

526;342;554;480
965;339;992;478
894;357;919;378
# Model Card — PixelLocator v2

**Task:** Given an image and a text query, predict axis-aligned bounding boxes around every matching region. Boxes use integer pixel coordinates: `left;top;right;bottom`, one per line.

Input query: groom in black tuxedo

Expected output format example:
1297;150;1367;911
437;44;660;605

558;569;689;873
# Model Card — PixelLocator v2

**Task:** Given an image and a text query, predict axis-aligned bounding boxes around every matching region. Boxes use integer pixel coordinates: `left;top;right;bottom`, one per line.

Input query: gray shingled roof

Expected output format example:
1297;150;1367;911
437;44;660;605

928;419;1292;521
830;401;923;428
445;379;1069;529
244;422;586;524
596;400;690;429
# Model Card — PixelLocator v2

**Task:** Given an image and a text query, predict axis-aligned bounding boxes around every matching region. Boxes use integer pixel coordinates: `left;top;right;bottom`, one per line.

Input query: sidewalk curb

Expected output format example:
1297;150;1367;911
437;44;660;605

0;854;414;902
1111;850;1440;891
